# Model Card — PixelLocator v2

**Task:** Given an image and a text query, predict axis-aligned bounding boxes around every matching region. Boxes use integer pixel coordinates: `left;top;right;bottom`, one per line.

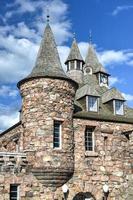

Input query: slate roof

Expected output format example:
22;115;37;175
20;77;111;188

85;44;109;74
76;84;100;100
102;87;125;103
65;38;84;63
74;42;133;123
18;23;78;88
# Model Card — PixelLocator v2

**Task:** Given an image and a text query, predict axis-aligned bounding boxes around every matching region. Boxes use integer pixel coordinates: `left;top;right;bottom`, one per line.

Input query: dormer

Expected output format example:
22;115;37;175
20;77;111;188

76;84;100;112
102;88;125;115
94;68;110;87
65;37;85;83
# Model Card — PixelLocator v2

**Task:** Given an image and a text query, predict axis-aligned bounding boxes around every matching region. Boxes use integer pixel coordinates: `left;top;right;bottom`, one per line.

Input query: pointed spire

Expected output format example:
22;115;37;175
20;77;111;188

85;41;106;74
28;23;68;79
65;36;84;64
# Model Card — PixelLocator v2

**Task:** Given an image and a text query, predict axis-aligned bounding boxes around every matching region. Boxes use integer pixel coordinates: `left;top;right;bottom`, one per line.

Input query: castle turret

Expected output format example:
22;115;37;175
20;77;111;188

85;43;110;87
18;22;78;188
65;37;84;84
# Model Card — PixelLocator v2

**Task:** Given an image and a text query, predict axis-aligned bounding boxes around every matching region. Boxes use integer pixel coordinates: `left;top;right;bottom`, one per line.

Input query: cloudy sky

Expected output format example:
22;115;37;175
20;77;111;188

0;0;133;132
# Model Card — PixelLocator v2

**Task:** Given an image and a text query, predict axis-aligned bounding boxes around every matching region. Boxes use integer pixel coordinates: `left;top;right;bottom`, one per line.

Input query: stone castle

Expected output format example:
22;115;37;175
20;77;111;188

0;20;133;200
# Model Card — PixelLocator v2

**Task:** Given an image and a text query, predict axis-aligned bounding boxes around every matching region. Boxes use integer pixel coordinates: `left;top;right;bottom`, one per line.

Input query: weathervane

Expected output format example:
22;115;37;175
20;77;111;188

73;32;76;40
89;30;92;44
46;7;50;23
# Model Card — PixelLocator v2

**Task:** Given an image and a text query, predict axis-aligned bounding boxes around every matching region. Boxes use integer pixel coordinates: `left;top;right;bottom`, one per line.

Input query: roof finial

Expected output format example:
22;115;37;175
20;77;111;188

73;32;76;40
89;30;92;44
46;7;50;23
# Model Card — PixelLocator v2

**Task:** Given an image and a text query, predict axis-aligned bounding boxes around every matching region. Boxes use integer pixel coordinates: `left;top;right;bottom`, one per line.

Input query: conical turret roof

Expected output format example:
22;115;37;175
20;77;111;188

65;38;84;64
29;23;67;78
85;43;107;74
18;23;78;87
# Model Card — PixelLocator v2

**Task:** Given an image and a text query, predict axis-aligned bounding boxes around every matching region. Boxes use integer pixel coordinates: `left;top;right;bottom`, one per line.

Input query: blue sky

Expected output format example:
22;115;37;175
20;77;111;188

0;0;133;132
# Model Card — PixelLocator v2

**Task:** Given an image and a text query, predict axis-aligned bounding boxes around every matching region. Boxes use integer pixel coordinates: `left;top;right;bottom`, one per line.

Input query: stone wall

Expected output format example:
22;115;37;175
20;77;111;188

0;118;133;199
64;119;133;200
0;123;23;152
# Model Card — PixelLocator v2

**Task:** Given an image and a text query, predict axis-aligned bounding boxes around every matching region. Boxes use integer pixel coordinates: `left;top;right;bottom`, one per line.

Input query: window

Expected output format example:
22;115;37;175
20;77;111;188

114;100;124;115
10;185;19;200
84;66;92;75
85;128;94;151
99;73;108;85
67;63;69;72
77;61;81;70
53;121;62;148
87;96;98;112
70;60;75;70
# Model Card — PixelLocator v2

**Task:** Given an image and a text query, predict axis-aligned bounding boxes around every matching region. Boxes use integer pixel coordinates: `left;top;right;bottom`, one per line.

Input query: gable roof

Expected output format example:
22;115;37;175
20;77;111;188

102;87;125;103
76;84;100;100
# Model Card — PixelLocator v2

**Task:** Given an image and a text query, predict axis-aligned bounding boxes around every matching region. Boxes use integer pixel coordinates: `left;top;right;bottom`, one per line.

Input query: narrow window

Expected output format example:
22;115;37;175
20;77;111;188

70;60;75;70
88;96;98;112
85;127;94;151
114;100;124;115
10;185;19;200
77;61;80;70
67;63;69;72
53;121;62;149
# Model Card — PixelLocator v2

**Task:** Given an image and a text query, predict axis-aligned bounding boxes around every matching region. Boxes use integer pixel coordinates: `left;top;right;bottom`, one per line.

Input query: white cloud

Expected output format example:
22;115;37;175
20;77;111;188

0;85;18;98
109;77;119;86
0;35;38;83
98;49;133;67
0;112;19;133
58;45;70;71
112;5;133;16
0;104;20;133
122;93;133;101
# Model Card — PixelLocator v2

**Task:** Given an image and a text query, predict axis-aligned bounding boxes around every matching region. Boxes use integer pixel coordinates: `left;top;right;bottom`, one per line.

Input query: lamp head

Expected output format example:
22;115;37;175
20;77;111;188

103;183;109;193
62;184;68;193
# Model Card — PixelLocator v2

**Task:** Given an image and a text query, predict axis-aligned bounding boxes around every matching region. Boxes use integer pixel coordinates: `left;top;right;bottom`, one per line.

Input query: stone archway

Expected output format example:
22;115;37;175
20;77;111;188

73;192;96;200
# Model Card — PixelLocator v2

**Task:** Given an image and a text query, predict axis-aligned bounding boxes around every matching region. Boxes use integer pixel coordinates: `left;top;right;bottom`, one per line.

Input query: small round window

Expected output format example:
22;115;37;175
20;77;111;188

84;66;92;75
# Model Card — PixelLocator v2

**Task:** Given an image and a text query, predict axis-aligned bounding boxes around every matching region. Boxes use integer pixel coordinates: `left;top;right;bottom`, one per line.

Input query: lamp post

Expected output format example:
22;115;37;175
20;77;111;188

62;184;69;200
103;183;109;200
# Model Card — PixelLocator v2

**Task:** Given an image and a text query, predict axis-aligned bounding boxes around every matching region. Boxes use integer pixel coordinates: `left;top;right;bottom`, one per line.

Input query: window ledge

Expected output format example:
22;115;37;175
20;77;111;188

85;151;98;157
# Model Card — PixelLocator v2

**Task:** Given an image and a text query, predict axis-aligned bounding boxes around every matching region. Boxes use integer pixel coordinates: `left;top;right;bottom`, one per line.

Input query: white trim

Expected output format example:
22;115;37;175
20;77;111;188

80;62;82;70
74;60;77;69
18;185;20;200
68;62;71;71
86;96;89;111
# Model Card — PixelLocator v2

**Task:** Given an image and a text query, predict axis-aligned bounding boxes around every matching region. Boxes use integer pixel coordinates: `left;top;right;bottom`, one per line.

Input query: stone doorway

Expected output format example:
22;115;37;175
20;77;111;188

73;192;96;200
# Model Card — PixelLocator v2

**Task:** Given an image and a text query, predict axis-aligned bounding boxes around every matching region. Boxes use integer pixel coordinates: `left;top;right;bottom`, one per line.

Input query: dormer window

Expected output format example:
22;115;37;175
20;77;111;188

99;73;108;86
87;96;98;112
114;100;124;115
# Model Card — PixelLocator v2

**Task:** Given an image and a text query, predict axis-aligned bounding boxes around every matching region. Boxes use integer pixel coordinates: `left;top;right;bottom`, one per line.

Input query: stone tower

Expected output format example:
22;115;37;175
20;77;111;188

18;23;78;188
65;37;84;84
